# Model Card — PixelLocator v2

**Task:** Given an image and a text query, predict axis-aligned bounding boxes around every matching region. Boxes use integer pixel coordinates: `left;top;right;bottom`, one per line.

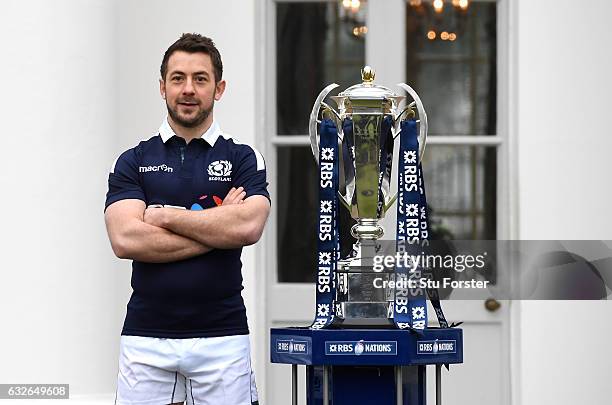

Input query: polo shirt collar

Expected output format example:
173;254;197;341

158;117;222;146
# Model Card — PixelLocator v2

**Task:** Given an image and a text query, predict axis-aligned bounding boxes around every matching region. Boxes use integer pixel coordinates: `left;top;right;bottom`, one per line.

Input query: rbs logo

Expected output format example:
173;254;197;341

325;341;397;356
417;340;456;355
276;339;308;355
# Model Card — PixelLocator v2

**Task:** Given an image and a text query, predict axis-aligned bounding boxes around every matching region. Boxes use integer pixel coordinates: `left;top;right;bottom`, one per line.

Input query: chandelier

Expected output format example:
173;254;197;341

340;0;470;40
409;0;470;41
339;0;367;38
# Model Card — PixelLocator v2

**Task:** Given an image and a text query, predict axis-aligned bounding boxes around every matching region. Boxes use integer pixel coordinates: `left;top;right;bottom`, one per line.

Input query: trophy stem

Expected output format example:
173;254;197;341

350;218;384;240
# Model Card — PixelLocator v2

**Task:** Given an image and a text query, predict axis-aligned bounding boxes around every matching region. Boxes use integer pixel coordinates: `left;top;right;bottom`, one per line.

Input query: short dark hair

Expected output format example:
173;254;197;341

160;33;223;83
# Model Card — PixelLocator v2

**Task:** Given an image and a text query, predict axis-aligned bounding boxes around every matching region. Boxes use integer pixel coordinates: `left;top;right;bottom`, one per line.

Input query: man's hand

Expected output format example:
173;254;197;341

143;205;168;228
223;186;246;205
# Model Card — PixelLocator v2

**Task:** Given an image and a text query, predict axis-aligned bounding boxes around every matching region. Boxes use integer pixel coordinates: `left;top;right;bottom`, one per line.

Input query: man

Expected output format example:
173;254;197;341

104;33;269;405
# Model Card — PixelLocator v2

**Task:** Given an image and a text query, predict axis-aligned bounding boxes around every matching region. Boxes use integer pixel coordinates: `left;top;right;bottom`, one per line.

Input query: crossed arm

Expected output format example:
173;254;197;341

104;187;270;263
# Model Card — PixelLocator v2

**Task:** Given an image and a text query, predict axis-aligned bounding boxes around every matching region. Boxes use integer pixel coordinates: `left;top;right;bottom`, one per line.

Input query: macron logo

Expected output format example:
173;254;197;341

139;164;174;173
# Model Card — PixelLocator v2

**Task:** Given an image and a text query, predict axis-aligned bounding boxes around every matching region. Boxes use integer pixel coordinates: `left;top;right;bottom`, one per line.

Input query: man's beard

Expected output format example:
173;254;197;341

167;99;214;128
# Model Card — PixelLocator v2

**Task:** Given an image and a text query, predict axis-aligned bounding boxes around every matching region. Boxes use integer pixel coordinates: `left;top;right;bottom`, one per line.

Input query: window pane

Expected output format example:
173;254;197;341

277;146;355;283
406;1;497;135
422;145;497;240
276;145;497;283
276;2;366;135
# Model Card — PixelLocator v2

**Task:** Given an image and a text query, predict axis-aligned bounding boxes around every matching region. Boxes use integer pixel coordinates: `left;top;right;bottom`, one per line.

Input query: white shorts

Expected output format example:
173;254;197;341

115;334;258;405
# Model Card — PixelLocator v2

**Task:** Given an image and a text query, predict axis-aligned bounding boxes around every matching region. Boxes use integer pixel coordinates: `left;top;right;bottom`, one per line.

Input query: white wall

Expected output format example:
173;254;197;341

517;0;612;240
516;1;612;404
0;0;119;397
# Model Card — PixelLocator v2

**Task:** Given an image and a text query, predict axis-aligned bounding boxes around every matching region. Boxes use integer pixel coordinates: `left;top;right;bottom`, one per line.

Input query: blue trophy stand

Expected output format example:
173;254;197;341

271;326;463;405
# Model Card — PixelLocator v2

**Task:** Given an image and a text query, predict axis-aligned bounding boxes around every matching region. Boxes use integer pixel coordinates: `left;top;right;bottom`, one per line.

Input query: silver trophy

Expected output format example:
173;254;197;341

309;66;428;326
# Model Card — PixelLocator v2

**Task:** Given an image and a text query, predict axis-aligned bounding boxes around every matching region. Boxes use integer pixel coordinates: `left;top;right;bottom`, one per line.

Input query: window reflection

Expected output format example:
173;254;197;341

422;145;497;241
406;2;497;135
277;2;366;135
276;1;366;282
276;147;355;283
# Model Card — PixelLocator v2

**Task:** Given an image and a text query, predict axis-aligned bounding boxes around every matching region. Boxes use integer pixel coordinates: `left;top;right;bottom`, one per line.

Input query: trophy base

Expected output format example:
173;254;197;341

334;301;395;328
333;317;395;328
271;326;464;405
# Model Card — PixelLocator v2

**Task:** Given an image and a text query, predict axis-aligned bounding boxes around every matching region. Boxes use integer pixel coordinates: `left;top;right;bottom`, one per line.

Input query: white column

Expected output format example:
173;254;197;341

366;0;406;86
365;0;407;236
0;0;119;397
516;1;612;405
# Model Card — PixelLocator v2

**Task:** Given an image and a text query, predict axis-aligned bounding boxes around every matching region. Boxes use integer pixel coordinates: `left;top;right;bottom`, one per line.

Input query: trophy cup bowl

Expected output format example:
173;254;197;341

309;66;428;326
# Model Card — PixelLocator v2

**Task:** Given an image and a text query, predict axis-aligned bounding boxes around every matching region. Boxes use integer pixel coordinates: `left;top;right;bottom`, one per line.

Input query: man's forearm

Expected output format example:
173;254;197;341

111;219;212;263
152;197;269;249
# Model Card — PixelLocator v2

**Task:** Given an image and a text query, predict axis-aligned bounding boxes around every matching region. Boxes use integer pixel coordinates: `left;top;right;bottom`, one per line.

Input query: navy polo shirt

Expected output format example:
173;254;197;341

105;118;270;338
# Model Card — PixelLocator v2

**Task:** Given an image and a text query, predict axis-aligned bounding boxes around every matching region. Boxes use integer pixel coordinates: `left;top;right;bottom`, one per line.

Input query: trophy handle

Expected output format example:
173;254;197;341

383;193;398;214
309;83;340;165
396;101;417;122
397;83;428;162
